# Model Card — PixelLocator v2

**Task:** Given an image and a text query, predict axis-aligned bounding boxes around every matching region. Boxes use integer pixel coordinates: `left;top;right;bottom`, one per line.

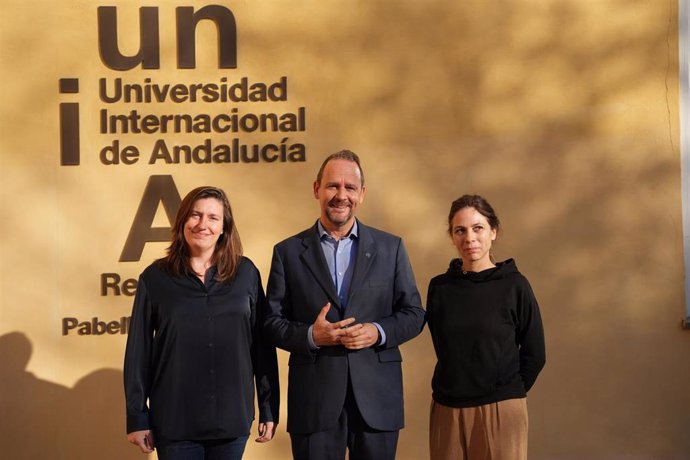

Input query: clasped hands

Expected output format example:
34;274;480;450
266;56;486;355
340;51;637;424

312;303;380;349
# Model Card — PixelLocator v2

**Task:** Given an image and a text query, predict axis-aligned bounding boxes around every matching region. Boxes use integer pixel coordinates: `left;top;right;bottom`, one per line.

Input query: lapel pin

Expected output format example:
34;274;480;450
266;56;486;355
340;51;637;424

365;252;371;258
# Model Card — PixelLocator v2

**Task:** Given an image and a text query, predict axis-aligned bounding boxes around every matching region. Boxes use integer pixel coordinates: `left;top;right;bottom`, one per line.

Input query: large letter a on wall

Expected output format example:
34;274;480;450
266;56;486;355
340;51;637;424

120;175;181;262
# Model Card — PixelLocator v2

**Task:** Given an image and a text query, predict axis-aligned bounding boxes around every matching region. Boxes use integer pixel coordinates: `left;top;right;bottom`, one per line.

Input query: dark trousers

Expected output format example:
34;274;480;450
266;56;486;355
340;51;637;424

290;381;399;460
155;436;249;460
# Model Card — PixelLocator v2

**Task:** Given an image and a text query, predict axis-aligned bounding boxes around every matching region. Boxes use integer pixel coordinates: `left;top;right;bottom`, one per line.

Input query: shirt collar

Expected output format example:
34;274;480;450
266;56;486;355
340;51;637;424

317;220;359;241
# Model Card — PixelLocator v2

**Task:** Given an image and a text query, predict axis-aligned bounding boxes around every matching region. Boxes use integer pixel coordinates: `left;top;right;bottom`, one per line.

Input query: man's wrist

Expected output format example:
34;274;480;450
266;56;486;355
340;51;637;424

372;322;386;346
307;324;320;350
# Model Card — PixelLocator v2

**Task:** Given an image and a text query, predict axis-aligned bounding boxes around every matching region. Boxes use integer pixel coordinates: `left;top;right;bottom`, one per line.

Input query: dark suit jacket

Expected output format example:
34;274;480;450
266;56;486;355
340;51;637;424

265;220;425;434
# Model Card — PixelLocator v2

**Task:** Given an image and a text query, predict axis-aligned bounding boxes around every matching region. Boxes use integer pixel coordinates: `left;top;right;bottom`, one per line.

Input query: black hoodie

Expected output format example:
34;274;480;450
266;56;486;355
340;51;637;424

426;258;545;408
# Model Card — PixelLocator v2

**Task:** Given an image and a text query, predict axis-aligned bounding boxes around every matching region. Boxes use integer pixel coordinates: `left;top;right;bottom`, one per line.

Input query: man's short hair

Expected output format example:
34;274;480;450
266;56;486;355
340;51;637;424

315;150;365;186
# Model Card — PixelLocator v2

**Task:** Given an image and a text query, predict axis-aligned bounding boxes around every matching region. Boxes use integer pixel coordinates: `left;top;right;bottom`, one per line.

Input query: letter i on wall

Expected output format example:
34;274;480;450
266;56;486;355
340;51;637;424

59;78;80;166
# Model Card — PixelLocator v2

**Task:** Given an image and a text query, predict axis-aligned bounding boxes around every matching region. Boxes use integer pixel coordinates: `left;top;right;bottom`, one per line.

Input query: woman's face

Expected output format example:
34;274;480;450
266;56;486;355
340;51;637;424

450;206;497;269
183;197;225;256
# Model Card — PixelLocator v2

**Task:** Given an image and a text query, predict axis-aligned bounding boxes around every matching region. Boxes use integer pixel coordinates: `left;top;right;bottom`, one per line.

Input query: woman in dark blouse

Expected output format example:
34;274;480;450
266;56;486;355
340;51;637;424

124;186;279;460
427;195;545;460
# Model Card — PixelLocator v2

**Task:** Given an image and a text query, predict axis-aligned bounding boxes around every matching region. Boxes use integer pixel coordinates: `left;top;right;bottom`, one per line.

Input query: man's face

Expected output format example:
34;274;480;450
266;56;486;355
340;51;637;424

313;159;366;232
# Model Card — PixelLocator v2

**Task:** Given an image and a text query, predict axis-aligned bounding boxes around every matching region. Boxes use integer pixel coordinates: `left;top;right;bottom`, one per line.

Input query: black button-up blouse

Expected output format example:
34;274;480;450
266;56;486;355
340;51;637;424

124;257;279;440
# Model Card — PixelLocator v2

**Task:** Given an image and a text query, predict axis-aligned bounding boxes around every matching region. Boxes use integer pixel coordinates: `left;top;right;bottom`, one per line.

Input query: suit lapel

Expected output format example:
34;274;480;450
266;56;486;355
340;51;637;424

299;224;342;310
347;221;377;314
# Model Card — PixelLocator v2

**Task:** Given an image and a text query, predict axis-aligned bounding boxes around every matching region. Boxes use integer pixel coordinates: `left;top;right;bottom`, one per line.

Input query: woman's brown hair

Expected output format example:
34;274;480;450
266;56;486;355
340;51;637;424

159;186;242;282
447;194;501;235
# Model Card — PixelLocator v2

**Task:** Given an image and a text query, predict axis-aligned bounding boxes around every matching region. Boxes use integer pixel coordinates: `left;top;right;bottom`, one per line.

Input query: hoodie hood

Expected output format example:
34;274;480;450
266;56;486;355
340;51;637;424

447;258;518;282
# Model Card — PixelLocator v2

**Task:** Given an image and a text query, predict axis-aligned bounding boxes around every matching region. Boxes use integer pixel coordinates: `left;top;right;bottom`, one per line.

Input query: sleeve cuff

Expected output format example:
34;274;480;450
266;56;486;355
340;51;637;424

126;412;151;434
307;324;320;350
372;322;386;346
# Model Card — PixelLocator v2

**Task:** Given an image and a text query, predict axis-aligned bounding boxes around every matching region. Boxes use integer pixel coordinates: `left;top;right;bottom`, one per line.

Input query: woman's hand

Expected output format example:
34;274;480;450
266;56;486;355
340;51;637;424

127;429;154;453
255;421;277;443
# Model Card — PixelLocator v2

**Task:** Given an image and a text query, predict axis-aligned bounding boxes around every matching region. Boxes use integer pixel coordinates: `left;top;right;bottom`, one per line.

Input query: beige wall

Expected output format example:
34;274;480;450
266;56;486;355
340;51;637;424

1;1;687;458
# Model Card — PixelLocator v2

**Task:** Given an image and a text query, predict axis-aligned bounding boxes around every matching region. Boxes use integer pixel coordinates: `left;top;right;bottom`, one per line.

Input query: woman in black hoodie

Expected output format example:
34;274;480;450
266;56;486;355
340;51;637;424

427;195;545;460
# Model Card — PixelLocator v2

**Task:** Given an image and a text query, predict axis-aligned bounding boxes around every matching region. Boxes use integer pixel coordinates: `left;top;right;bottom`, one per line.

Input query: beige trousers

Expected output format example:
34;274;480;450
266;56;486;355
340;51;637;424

429;398;528;460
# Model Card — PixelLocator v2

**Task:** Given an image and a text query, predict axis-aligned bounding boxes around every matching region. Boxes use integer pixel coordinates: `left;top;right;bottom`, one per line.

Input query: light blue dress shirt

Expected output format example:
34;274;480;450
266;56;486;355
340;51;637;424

318;220;357;308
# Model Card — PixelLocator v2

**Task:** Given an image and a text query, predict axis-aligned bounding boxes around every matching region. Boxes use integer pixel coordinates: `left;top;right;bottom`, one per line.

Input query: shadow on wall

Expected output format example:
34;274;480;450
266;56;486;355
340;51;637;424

0;332;140;460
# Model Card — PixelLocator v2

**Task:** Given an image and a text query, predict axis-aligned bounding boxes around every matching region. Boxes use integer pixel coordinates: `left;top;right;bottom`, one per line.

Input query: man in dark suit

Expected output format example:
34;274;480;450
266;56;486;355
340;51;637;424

265;150;425;460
